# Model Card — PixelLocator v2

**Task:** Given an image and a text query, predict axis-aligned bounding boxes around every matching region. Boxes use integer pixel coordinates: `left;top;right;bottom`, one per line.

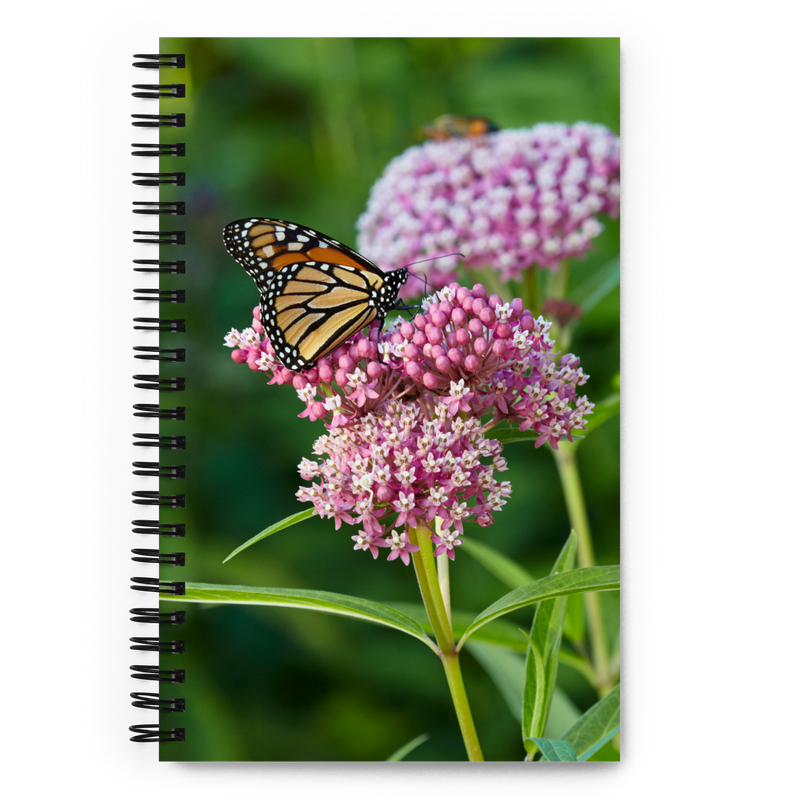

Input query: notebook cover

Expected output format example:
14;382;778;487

149;36;620;762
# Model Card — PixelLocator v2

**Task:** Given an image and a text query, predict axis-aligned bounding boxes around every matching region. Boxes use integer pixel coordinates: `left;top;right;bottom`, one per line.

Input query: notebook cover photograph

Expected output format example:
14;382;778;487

133;37;621;761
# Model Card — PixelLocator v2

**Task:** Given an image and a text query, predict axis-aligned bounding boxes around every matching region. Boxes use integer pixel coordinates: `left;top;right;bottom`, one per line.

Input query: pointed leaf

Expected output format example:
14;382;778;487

386;733;430;761
564;684;621;760
563;593;585;643
522;639;546;752
578;724;620;761
223;508;315;563
543;688;582;739
458;566;620;648
571;255;620;314
494;428;583;446
530;738;578;762
162;583;437;652
461;538;533;589
530;532;577;719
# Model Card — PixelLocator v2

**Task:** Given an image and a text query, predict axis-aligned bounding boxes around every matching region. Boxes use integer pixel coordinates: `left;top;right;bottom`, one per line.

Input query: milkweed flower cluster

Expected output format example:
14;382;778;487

224;282;593;563
356;122;620;295
296;400;511;563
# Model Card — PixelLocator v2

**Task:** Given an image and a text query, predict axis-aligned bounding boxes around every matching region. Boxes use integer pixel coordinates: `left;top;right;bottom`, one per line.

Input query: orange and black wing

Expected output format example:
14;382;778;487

223;217;386;294
224;217;409;371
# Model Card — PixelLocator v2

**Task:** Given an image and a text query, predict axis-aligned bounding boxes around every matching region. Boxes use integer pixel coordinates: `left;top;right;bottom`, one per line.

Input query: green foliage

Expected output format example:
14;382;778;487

459;566;620;646
522;533;577;754
529;738;577;761
223;508;315;563
386;733;430;761
164;583;438;652
460;538;534;589
563;685;620;760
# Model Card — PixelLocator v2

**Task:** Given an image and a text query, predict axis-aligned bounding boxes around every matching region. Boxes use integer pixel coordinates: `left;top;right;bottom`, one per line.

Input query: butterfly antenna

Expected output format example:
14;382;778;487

403;252;464;296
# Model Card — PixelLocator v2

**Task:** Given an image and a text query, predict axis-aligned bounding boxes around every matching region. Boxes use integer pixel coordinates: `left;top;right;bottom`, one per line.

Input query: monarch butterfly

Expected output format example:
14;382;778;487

423;114;499;142
223;218;409;372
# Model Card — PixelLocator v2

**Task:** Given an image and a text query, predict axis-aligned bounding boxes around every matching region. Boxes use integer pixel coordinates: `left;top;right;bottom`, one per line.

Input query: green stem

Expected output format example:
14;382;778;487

407;522;483;761
434;518;452;626
546;258;570;300
552;444;611;692
524;267;540;316
545;259;571;348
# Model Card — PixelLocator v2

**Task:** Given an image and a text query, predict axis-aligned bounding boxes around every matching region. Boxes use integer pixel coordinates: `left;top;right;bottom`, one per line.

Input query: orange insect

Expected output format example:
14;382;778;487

423;114;499;142
223;218;408;372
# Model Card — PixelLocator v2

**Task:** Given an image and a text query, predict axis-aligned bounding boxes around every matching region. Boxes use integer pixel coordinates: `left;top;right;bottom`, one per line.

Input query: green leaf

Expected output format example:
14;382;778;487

571;255;620;314
460;538;534;590
223;508;315;563
564;684;621;760
494;427;584;447
493;428;541;446
522;532;577;749
579;724;620;761
529;738;578;762
162;583;438;652
458;566;620;649
521;637;546;752
529;533;577;660
563;593;585;643
386;733;429;762
543;688;582;739
466;642;525;722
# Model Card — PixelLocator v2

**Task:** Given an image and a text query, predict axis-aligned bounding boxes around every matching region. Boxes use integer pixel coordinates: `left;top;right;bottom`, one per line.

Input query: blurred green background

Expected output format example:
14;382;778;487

156;37;620;761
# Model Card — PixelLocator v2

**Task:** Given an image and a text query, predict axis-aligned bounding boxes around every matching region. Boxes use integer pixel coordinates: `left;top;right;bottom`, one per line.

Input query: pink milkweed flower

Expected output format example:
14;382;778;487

430;530;463;561
357;122;620;295
392;490;424;528
386;531;420;566
351;530;389;559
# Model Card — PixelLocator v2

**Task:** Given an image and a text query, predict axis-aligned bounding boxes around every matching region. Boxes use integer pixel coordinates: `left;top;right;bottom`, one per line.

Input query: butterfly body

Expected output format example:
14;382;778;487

223;218;408;372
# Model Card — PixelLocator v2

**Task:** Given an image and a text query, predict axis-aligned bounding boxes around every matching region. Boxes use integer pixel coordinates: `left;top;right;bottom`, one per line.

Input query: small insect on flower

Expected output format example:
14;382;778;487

223;218;410;372
423;114;500;142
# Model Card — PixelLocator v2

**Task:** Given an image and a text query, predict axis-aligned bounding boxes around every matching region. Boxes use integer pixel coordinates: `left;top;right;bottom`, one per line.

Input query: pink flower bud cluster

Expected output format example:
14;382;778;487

224;283;593;449
356;122;620;295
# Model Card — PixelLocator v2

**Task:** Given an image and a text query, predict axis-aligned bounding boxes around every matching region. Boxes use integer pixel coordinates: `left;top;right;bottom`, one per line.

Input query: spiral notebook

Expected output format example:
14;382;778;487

128;37;620;763
128;47;186;762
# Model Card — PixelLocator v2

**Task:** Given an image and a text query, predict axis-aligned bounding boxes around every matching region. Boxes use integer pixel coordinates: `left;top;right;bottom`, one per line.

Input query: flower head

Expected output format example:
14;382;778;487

227;282;593;564
295;397;511;563
356;123;620;294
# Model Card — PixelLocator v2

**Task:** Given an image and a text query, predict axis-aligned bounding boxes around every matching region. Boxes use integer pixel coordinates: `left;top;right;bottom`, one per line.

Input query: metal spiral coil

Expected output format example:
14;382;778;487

130;665;186;683
133;346;186;362
129;725;185;743
131;693;186;712
133;318;185;333
131;549;186;566
132;491;186;508
132;462;186;478
131;113;185;128
132;433;186;449
130;638;186;654
130;608;185;625
131;143;186;157
132;172;185;186
132;520;186;537
133;54;185;69
133;288;185;303
132;230;185;245
133;404;186;420
133;259;186;274
132;84;185;99
130;577;185;595
133;202;185;216
132;375;186;392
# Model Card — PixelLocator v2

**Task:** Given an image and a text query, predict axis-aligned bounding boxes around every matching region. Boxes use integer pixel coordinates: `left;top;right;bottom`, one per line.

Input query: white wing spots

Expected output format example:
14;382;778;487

244;222;252;229
320;264;330;271
274;231;286;241
297;235;310;243
318;242;330;248
262;246;275;257
287;242;303;251
240;230;248;237
287;224;297;230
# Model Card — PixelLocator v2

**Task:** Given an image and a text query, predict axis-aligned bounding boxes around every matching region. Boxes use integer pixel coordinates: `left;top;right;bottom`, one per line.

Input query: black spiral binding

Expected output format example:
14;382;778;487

131;52;186;744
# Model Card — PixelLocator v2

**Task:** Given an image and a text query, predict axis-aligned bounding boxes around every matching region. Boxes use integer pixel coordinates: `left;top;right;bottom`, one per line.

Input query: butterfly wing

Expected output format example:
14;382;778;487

224;218;409;371
223;217;386;293
261;261;382;371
